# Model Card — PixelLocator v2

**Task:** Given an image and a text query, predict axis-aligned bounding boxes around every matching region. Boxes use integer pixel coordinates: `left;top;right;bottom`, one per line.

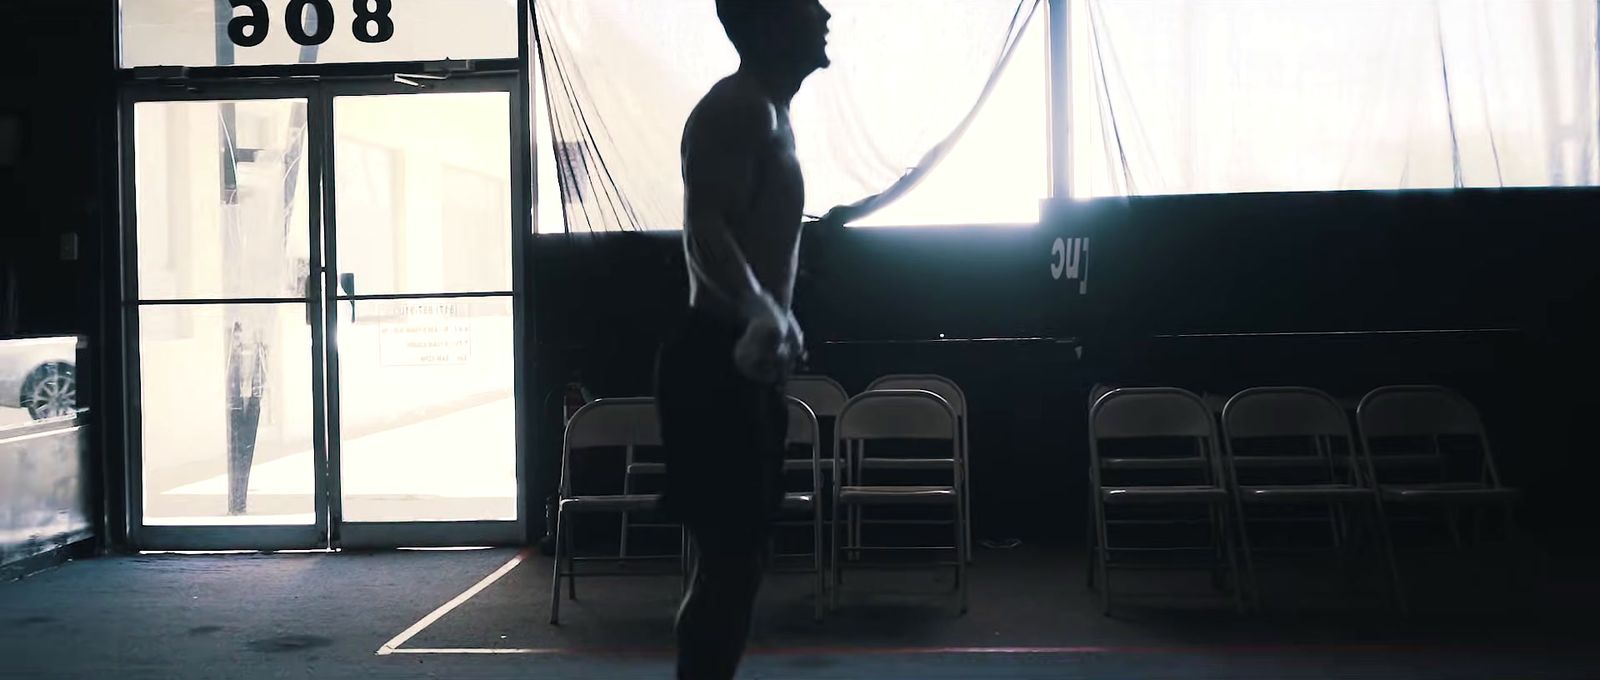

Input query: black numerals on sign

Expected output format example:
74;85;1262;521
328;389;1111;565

228;0;271;47
352;0;396;44
285;0;335;45
225;0;394;47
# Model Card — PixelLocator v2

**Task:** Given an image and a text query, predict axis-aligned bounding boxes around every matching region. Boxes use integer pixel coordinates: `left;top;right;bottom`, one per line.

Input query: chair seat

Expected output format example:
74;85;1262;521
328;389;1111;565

783;459;835;472
780;492;816;511
858;457;955;471
560;494;661;513
1380;484;1519;503
839;486;957;506
1239;484;1373;503
1101;456;1208;470
1232;456;1347;469
1101;485;1228;504
626;462;666;475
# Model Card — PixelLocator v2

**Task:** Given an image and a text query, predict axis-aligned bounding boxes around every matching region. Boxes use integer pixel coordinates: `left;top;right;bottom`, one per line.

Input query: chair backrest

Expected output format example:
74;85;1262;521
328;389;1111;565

560;398;661;494
564;398;662;449
1090;388;1215;440
1222;387;1357;486
785;396;820;447
1088;383;1117;412
1223;387;1352;439
867;374;966;418
837;389;958;443
1357;385;1500;486
1089;388;1220;483
1357;385;1484;439
785;376;850;419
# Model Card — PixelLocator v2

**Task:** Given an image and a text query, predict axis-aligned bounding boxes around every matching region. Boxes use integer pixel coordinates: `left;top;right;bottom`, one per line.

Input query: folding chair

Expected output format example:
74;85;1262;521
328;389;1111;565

550;398;681;624
784;375;848;481
774;396;827;621
1088;387;1243;615
832;389;967;614
1356;386;1521;550
1221;387;1405;612
861;375;972;562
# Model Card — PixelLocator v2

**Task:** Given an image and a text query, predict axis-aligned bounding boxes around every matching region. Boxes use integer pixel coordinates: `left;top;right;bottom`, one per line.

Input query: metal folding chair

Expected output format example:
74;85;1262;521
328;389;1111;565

549;398;681;624
1356;386;1521;550
773;396;827;621
1088;387;1244;615
783;375;848;481
831;389;967;614
861;375;973;562
1221;387;1405;612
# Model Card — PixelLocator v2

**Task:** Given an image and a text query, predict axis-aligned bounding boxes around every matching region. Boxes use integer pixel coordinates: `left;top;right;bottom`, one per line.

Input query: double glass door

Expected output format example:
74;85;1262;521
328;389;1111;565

124;75;524;549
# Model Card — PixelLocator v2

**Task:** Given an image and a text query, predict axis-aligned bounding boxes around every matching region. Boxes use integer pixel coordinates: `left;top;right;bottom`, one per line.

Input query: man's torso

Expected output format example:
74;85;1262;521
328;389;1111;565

682;76;806;314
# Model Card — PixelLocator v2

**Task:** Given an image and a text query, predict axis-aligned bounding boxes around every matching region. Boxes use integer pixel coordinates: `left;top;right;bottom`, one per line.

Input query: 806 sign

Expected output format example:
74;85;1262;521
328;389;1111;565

228;0;395;47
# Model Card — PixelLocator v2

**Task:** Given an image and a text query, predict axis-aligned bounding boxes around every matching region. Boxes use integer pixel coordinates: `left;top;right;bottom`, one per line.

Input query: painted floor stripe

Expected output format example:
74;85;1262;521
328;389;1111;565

382;643;1460;657
376;549;530;656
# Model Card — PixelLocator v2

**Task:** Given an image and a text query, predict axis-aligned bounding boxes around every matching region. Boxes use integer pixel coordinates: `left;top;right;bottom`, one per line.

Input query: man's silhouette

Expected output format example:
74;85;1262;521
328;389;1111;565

654;1;831;678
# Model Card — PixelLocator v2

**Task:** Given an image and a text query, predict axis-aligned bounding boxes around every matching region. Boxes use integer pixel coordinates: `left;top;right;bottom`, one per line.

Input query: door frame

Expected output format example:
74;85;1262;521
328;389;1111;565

118;81;331;551
320;73;527;549
117;70;530;551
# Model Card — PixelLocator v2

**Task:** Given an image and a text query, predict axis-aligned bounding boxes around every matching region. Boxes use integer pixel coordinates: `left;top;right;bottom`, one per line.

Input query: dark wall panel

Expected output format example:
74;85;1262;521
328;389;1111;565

528;188;1600;549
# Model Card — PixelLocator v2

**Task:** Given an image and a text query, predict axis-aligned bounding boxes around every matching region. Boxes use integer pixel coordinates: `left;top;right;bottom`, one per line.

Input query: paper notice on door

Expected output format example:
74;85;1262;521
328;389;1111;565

379;304;473;366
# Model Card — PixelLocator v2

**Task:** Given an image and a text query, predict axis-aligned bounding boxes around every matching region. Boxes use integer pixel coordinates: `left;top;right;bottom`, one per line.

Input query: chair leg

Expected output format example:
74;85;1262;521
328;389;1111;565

1093;496;1112;616
956;498;969;615
1231;501;1260;613
813;504;825;622
549;509;565;625
1220;502;1247;615
679;526;691;597
1085;499;1097;591
830;500;843;611
565;514;578;601
962;454;974;565
620;467;632;563
1371;498;1407;615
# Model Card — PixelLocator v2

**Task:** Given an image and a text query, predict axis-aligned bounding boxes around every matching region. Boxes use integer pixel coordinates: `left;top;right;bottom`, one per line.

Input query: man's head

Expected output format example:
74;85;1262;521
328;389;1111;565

716;0;831;73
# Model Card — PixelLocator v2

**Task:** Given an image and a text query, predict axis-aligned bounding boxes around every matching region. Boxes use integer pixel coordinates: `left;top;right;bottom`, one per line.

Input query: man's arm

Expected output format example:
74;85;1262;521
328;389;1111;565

682;92;783;323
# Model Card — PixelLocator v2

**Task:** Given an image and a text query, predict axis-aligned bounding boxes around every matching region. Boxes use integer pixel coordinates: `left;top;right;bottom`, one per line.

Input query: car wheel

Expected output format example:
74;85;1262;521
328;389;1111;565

21;362;76;420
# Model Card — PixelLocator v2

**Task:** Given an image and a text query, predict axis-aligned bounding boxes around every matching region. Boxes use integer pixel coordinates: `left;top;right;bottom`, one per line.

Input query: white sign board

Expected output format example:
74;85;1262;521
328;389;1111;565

379;302;473;366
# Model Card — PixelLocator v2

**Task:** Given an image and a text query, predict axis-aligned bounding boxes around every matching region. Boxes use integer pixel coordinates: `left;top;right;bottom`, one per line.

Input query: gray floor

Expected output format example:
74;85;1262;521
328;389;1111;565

2;544;1598;680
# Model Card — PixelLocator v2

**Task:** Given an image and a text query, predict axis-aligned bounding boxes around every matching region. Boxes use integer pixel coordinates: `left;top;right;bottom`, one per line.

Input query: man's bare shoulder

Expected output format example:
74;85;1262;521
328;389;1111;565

683;75;779;150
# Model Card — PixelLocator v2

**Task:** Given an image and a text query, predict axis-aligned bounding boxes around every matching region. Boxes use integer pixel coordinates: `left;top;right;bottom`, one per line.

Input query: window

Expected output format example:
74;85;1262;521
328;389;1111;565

119;0;517;68
1068;0;1600;198
531;0;1047;232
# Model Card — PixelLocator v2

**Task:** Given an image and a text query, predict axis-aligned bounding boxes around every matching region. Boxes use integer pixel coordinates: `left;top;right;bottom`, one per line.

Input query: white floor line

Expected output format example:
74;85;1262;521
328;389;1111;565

376;549;530;655
386;648;558;655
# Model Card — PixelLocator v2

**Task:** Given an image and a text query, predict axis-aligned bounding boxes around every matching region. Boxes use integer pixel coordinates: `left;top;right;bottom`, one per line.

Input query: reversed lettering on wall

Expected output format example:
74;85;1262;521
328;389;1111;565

379;302;472;366
227;0;396;47
1050;237;1089;295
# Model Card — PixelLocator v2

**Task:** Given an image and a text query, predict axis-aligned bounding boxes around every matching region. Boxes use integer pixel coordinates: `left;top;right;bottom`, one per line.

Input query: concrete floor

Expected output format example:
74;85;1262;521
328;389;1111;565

2;545;1598;680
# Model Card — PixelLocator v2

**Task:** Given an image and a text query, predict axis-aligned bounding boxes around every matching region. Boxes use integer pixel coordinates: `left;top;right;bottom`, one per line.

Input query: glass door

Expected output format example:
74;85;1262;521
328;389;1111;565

123;75;526;550
125;86;331;550
323;77;523;548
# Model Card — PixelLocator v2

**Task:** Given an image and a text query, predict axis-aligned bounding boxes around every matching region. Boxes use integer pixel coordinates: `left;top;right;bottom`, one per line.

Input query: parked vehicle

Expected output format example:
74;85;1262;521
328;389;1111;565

0;338;77;420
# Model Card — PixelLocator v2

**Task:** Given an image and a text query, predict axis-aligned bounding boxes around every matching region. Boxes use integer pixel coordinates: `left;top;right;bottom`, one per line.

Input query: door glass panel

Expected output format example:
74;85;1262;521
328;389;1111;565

119;0;518;68
139;303;316;526
334;92;512;295
336;296;516;522
134;99;311;301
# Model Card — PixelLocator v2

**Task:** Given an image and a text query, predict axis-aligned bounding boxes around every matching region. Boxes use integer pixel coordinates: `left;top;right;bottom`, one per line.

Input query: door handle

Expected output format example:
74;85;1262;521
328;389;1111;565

339;273;357;323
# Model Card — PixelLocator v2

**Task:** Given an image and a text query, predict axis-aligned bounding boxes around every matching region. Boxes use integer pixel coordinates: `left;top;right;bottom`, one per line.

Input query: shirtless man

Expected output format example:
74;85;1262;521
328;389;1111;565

654;1;831;679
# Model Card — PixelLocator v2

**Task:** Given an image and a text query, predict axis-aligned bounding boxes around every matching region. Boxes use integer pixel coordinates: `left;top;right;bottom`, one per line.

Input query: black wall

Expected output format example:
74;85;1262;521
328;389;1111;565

0;0;117;337
530;188;1600;551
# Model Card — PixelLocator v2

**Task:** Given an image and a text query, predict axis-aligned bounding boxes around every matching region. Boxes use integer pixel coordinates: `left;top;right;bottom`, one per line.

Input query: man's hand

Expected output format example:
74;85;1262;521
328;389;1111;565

783;308;807;369
732;293;802;383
